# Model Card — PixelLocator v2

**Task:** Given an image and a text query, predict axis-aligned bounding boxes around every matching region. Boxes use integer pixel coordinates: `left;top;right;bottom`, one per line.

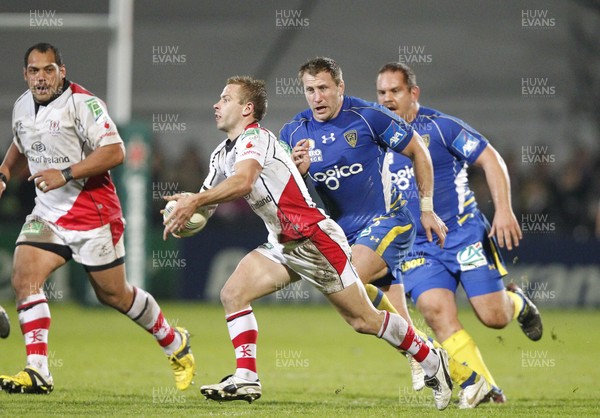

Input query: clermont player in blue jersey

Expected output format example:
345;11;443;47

283;57;494;409
376;62;543;403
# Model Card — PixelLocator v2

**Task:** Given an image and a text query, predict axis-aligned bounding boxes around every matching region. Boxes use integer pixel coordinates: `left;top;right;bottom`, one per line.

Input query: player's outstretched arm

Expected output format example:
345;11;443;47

473;145;522;250
0;143;28;198
401;133;448;247
163;159;262;239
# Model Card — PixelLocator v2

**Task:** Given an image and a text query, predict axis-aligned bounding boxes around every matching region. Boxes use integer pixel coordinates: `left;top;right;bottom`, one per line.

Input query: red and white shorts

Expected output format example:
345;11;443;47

16;214;125;271
256;218;359;294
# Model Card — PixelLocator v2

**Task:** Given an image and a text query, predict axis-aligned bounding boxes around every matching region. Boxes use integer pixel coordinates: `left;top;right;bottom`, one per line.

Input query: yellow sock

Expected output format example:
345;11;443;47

506;289;525;320
442;329;497;388
365;283;399;314
448;357;479;387
365;284;486;386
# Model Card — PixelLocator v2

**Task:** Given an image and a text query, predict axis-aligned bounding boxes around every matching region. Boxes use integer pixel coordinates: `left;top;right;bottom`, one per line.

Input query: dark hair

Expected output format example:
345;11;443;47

226;76;268;122
298;57;343;86
24;42;63;68
377;62;417;89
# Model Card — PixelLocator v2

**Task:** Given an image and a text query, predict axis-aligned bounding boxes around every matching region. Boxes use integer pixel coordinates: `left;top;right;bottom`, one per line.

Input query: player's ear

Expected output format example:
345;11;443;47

410;85;420;103
338;80;345;96
242;102;254;118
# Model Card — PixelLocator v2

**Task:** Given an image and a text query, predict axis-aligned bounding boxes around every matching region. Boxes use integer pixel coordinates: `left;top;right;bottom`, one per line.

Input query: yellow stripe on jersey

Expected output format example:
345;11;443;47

375;224;412;256
463;196;476;207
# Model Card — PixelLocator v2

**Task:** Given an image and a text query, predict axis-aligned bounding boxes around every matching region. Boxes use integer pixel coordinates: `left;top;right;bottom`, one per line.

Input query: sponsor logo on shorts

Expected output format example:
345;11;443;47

401;257;427;272
21;221;45;235
456;242;488;271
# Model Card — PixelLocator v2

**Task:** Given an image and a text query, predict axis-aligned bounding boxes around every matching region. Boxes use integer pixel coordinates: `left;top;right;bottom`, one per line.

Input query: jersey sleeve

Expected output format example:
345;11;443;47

368;107;415;154
202;147;227;190
11;106;23;154
75;95;124;150
199;147;226;218
279;118;300;148
235;128;268;167
442;117;489;164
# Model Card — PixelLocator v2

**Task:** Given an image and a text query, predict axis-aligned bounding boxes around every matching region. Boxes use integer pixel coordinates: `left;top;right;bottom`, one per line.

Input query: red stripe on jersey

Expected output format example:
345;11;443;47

70;82;94;96
20;317;51;334
26;342;48;356
56;172;123;230
276;177;326;243
226;309;253;322
231;330;258;348
309;226;349;276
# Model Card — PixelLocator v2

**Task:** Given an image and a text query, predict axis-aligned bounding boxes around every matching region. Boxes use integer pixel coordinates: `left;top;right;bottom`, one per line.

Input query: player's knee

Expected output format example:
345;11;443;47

219;284;248;312
420;306;460;335
94;289;122;309
420;305;446;326
10;271;41;299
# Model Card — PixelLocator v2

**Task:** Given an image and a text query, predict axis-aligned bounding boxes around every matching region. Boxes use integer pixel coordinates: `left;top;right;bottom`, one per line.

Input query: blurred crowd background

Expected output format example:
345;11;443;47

0;1;598;260
2;138;599;241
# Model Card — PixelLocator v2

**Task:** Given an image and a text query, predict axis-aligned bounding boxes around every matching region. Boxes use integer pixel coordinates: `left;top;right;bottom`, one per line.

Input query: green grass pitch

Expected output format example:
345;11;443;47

0;302;598;417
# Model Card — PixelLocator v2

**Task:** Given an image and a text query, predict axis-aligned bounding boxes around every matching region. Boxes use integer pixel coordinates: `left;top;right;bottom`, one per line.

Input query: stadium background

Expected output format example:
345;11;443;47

0;0;598;309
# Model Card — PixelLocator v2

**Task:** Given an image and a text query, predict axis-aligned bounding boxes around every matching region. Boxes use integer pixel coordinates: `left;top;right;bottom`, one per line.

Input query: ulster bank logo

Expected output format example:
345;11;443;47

31;141;46;152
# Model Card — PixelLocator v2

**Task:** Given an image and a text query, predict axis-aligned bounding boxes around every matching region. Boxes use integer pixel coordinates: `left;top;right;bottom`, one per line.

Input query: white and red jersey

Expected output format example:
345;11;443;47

12;81;124;230
203;123;327;243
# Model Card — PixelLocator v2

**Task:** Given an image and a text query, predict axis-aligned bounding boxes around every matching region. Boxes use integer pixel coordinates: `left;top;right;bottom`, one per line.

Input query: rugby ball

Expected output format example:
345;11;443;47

163;194;208;237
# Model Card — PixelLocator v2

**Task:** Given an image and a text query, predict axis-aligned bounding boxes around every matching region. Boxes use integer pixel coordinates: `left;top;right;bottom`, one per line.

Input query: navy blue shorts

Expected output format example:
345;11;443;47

401;211;507;303
354;204;415;287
